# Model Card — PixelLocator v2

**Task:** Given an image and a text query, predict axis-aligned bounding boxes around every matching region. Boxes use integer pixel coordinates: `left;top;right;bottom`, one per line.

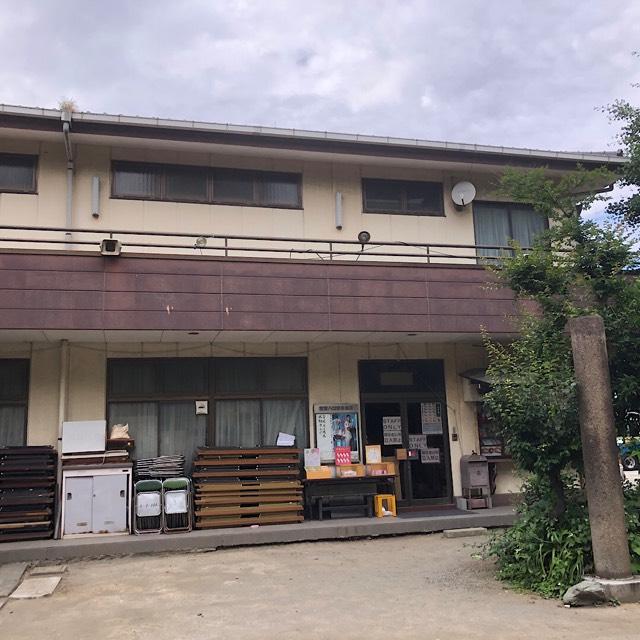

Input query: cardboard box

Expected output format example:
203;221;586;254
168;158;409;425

305;466;334;480
366;462;397;476
335;464;366;478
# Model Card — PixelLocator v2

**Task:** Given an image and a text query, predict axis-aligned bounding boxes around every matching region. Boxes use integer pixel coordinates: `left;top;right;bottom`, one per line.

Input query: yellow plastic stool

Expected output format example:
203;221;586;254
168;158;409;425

374;493;397;518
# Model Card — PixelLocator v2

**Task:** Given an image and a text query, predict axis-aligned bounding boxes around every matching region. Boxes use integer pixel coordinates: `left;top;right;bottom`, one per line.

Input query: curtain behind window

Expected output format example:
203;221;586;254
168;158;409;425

262;399;306;447
159;402;207;473
262;175;299;207
474;204;511;258
0;156;35;191
0;406;26;447
113;165;159;198
215;400;261;447
511;208;547;248
109;402;158;459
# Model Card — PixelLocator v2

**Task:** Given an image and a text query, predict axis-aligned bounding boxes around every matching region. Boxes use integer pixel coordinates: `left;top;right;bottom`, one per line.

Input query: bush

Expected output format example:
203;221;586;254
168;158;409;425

486;477;591;597
487;477;640;598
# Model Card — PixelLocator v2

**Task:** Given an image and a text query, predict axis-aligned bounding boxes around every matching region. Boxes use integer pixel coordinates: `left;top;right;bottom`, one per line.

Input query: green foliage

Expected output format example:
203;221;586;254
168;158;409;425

487;477;591;598
499;166;616;222
625;481;640;574
491;169;640;433
605;100;640;227
484;161;640;598
484;320;581;481
487;477;640;597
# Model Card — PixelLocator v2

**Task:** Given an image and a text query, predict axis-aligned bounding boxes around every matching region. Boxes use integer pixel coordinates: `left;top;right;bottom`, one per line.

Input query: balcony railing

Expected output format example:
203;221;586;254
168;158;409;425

0;224;520;265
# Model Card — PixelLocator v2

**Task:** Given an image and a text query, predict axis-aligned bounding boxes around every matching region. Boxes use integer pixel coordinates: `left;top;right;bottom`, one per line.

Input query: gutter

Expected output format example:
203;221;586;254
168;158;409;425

61;110;74;242
0;103;628;169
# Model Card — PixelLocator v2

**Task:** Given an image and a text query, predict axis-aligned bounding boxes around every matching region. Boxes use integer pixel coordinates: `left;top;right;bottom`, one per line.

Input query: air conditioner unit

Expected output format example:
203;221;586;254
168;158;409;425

100;238;122;256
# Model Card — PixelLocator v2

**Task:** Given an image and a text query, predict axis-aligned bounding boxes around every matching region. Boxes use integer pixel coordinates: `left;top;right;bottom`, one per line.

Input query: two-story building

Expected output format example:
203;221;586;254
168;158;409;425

0;104;623;508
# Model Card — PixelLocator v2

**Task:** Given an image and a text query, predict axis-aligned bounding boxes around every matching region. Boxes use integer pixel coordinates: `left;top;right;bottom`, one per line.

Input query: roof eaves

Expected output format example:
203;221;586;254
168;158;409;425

0;103;628;165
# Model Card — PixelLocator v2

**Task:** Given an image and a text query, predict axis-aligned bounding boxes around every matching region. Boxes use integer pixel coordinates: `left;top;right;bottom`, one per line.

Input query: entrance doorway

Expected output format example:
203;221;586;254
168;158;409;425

359;361;453;506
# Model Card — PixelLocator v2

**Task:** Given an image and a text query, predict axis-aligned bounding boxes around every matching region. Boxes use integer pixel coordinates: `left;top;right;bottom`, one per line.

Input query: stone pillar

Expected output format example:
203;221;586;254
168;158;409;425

568;315;632;579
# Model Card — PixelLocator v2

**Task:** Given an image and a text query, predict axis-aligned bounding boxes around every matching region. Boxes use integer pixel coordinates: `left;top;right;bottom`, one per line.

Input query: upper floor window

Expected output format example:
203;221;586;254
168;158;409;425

0;359;29;447
111;161;302;209
0;154;37;194
362;178;444;216
473;202;548;258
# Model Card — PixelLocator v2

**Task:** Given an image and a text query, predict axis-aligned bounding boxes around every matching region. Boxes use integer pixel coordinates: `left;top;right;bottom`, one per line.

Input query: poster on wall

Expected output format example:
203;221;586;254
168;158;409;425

421;448;441;464
408;434;427;450
383;416;402;445
421;402;443;435
314;404;360;463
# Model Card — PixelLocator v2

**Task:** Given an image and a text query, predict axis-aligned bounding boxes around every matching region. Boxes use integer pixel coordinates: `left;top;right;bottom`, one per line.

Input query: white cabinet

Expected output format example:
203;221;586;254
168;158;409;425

62;466;132;537
64;477;93;535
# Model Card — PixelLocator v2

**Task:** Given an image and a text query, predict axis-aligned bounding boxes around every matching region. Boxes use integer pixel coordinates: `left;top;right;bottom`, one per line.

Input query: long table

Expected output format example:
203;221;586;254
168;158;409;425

303;476;395;520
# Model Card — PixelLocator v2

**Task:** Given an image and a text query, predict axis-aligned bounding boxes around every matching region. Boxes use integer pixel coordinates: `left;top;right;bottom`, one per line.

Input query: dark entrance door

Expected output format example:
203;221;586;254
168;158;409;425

360;361;453;506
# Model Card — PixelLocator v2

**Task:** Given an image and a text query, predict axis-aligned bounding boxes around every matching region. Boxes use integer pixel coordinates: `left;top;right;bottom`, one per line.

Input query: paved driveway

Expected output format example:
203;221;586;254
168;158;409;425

2;533;638;640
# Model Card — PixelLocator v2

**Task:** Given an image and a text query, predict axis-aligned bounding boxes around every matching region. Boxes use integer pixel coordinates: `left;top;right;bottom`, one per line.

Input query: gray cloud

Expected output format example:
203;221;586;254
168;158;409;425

0;0;639;151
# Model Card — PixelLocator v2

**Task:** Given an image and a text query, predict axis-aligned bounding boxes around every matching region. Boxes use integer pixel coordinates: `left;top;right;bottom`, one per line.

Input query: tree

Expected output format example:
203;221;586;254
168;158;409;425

487;167;640;445
483;162;640;595
606;99;640;227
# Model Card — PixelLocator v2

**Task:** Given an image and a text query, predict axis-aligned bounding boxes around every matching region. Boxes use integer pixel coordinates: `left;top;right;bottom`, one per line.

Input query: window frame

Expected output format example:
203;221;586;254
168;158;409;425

106;356;309;450
110;161;303;209
472;200;550;254
361;177;444;216
0;358;30;447
0;153;38;195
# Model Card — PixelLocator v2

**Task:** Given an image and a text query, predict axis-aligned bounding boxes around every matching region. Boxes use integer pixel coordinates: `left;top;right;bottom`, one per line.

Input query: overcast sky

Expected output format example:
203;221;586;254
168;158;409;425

1;0;639;154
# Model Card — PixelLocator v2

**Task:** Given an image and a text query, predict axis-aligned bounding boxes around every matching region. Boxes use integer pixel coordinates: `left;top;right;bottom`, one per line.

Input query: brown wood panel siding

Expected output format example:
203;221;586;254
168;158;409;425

0;251;524;335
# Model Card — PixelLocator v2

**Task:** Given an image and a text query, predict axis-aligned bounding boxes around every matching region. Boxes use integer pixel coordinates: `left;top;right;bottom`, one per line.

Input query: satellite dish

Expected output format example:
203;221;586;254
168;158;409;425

451;181;477;208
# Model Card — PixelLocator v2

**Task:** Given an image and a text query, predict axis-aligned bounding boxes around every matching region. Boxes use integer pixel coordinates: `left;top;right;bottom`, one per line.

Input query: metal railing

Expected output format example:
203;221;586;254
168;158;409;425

0;224;520;264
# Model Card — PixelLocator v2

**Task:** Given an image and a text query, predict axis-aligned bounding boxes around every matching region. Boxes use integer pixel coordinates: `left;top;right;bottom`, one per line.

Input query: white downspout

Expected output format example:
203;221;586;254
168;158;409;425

62;111;74;245
53;339;69;539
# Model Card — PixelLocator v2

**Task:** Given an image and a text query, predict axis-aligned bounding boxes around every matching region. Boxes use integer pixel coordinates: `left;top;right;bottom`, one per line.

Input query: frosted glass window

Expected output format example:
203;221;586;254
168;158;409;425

0;154;36;193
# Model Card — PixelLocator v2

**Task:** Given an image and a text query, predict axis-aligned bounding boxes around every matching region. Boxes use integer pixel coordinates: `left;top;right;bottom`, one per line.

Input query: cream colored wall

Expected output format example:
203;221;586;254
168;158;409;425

0;140;67;230
67;343;106;422
0;137;506;256
18;339;520;497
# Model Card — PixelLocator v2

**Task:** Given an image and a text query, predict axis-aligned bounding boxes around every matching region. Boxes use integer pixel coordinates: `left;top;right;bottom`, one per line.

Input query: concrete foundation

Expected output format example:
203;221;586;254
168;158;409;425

584;575;640;604
0;506;515;564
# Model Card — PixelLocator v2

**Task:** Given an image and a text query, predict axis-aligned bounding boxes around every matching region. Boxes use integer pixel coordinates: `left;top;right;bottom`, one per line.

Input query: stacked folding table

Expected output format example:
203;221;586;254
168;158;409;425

192;447;303;529
0;446;57;542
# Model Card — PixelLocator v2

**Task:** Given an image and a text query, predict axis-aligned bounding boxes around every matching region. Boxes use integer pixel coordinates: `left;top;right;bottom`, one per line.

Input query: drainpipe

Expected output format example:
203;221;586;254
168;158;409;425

53;339;69;539
61;111;74;245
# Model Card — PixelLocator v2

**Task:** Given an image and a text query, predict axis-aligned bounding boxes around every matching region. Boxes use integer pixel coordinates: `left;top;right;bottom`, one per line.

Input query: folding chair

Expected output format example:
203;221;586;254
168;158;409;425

134;479;163;534
162;477;192;533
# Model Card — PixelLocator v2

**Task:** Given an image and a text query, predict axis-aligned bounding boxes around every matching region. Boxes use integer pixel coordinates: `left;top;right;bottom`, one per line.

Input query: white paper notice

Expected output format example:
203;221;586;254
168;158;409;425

421;402;443;435
276;432;296;446
408;434;427;450
304;447;321;468
383;416;402;445
421;448;440;464
315;413;333;461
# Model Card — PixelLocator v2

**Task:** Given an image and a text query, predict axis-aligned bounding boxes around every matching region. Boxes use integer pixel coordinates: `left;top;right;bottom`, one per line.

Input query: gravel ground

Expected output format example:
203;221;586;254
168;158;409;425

1;533;638;640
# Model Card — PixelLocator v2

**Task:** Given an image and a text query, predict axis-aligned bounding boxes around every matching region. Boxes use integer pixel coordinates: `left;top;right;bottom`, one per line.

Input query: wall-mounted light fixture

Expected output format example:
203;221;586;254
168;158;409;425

335;191;343;230
357;230;371;251
91;176;101;218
